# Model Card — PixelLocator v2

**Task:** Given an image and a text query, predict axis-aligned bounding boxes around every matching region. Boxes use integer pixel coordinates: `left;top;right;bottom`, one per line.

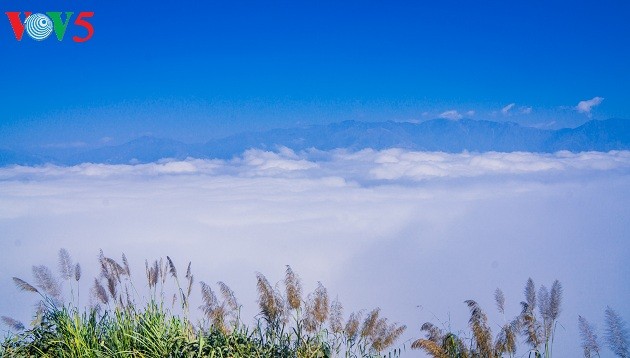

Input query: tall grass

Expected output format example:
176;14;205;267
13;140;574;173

411;278;563;358
1;249;405;357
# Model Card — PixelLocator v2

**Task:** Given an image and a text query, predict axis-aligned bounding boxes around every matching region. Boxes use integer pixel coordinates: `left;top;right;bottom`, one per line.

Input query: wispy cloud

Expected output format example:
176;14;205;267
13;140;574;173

466;110;475;117
439;110;463;120
2;148;629;182
521;106;532;114
576;96;604;115
501;103;516;115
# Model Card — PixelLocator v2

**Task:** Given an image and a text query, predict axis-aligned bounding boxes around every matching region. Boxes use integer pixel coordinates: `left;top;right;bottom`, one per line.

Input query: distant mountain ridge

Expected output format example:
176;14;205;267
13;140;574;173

1;118;629;166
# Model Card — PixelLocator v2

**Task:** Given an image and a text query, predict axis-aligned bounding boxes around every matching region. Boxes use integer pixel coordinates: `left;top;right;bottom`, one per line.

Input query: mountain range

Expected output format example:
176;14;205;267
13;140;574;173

1;118;629;166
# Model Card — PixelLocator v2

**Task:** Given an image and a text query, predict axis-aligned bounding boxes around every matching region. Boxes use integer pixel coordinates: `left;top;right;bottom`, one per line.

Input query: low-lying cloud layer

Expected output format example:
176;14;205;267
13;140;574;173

3;148;629;182
1;149;629;357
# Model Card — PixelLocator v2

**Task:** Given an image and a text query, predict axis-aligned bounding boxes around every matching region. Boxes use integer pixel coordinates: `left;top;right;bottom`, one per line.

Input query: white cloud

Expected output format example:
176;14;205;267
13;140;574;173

1;149;629;357
439;110;463;120
466;110;475;117
501;103;516;115
576;96;604;115
521;106;532;114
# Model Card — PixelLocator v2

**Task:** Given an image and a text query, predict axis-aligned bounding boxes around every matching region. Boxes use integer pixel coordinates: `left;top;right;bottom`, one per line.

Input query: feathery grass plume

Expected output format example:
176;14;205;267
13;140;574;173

284;265;302;310
218;281;238;312
159;257;167;284
166;256;178;279
1;316;25;331
520;279;542;350
382;323;406;351
74;263;81;282
12;277;39;293
92;278;109;305
549;280;562;321
538;285;551;322
465;300;494;356
200;281;218;312
329;299;344;334
525;278;536;311
58;248;74;280
361;308;380;338
604;306;629;358
122;253;130;276
495;288;505;315
32;265;61;300
345;311;362;341
495;321;518;356
579;315;600;358
256;273;283;324
183;262;194;298
420;322;445;343
312;282;329;325
411;338;447;358
370;317;406;352
106;275;117;299
105;257;125;279
149;260;159;288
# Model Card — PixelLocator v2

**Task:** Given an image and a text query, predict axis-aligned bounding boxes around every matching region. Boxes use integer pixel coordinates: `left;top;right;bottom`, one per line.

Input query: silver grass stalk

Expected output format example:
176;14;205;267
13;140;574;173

329;298;344;334
605;306;629;358
92;278;109;305
32;265;61;300
12;277;39;293
166;256;177;279
58;248;73;280
549;280;562;320
284;265;302;310
74;263;81;281
1;316;25;331
495;288;505;315
218;281;238;312
579;315;600;358
122;253;130;276
525;278;536;311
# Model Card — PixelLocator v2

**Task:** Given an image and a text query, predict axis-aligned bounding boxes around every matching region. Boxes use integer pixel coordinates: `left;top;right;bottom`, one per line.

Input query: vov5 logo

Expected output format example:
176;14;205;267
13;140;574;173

6;12;94;42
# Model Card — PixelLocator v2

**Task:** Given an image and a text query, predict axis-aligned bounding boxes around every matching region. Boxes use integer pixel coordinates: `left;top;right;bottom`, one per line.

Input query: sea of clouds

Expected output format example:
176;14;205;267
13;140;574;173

1;148;629;357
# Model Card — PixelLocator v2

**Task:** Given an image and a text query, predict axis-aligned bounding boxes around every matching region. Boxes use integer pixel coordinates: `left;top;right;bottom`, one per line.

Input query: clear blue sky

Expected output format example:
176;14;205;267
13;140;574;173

1;0;629;148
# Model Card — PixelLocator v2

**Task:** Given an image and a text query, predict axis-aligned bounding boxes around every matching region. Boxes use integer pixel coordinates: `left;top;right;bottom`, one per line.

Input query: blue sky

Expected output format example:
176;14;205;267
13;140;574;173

1;0;629;148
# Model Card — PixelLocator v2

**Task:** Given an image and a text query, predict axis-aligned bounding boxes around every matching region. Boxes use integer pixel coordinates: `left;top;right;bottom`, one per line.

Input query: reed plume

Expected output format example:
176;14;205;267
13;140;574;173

549;280;562;321
58;248;74;280
465;299;494;356
12;277;39;294
166;256;178;279
74;263;81;282
605;306;629;358
579;315;601;358
495;288;505;315
32;265;61;300
92;278;109;305
329;298;343;334
525;278;536;311
122;253;131;276
361;308;380;338
284;265;302;310
312;282;329;325
345;311;362;341
1;316;25;331
218;281;238;312
256;273;283;324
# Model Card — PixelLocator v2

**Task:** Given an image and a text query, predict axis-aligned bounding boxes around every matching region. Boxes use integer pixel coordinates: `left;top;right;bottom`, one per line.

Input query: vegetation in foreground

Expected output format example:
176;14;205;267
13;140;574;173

1;249;628;358
0;249;406;357
410;279;629;358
